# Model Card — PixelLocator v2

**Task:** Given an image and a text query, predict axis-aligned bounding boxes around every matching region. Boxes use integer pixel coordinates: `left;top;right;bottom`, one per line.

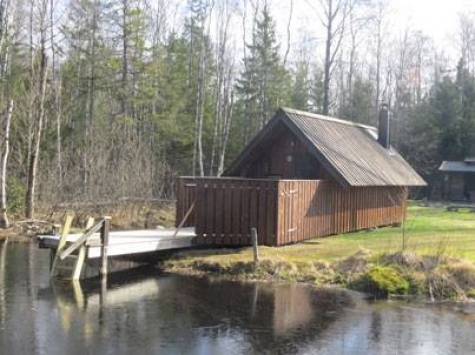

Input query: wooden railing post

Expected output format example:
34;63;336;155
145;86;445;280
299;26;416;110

100;216;111;278
251;228;259;266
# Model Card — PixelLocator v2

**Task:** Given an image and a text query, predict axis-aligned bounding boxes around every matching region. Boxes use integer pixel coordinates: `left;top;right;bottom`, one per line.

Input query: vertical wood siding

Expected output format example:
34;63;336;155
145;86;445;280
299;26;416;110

176;177;408;246
177;177;279;245
274;180;407;246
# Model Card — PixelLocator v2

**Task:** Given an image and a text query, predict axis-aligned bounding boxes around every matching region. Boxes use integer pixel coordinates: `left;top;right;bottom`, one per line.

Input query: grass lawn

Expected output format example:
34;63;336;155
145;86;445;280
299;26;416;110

174;205;475;265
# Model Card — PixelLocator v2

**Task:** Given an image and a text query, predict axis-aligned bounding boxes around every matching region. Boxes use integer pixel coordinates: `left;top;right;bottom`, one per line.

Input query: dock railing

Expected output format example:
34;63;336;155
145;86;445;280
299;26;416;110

52;216;111;280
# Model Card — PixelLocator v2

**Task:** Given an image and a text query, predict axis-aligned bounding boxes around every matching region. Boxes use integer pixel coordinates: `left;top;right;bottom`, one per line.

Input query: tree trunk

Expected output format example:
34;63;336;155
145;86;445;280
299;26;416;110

0;100;13;228
25;54;48;219
217;76;234;176
322;0;333;115
196;51;206;177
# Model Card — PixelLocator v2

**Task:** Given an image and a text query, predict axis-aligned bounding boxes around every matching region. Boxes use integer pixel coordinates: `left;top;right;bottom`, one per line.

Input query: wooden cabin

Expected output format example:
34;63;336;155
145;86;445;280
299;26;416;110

438;158;475;201
176;107;426;246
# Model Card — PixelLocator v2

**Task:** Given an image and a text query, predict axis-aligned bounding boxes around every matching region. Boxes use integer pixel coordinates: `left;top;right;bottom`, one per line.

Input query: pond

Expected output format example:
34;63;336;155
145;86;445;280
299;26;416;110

1;241;475;355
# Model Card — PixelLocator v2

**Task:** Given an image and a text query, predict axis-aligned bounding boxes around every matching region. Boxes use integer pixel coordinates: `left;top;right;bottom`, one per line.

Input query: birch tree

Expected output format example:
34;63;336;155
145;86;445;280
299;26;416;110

0;102;13;228
25;0;49;219
0;0;14;227
209;0;235;176
319;0;352;115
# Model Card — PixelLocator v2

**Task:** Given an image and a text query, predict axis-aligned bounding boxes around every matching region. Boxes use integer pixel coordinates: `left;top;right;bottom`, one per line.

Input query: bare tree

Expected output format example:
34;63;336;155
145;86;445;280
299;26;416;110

344;1;371;119
283;0;293;67
459;13;475;75
0;101;13;228
25;0;49;218
0;0;14;227
209;0;236;176
372;0;389;113
319;0;352;115
190;0;213;177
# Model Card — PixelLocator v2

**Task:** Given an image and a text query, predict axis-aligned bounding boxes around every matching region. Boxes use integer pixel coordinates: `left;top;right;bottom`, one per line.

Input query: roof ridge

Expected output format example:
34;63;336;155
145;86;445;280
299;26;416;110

280;107;377;131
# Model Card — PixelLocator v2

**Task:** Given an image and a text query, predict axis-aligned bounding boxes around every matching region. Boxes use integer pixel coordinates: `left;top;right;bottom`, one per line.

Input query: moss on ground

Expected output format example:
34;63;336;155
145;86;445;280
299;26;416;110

359;266;409;297
164;249;475;300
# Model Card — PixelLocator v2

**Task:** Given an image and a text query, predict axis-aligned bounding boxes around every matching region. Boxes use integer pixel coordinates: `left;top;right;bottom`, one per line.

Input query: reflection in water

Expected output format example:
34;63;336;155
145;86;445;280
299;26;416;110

2;243;475;355
0;239;7;328
49;270;353;354
370;311;382;342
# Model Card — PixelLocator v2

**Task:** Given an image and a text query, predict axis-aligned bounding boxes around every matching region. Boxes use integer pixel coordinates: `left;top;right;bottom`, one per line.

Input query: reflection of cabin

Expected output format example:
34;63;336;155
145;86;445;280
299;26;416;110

438;158;475;201
176;107;426;246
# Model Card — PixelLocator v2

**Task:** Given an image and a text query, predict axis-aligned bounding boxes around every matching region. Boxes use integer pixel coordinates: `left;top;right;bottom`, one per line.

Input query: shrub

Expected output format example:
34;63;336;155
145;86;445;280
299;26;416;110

363;266;409;297
445;261;475;289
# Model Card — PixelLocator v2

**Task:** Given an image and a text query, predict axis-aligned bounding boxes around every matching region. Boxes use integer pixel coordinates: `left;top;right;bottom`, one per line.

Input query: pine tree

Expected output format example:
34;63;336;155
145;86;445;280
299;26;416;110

291;58;311;111
235;4;290;142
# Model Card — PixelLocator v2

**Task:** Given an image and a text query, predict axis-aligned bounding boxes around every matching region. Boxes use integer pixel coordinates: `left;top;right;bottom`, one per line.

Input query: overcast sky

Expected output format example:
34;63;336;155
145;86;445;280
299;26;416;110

393;0;475;42
265;0;475;61
161;0;475;66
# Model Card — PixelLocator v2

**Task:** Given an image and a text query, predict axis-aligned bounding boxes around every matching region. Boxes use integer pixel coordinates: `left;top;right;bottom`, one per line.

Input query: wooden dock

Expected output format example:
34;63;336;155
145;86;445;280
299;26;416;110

38;215;195;280
38;228;196;258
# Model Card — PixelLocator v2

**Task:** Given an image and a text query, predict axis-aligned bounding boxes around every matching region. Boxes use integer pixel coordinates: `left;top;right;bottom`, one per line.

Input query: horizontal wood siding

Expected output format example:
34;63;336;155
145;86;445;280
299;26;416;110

275;180;408;246
177;177;408;247
176;177;278;245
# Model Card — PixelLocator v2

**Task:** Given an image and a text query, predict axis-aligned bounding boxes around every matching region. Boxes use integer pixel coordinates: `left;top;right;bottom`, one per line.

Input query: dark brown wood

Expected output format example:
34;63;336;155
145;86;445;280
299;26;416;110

251;228;259;265
100;217;111;278
176;177;408;247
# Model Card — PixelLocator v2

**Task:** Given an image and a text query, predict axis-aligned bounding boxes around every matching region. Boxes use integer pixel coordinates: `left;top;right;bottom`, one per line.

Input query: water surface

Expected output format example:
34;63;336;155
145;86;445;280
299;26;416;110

1;241;475;354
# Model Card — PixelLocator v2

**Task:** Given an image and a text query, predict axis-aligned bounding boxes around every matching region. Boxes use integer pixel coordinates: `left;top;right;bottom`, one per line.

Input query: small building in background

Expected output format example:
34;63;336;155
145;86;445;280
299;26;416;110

438;158;475;201
176;107;426;247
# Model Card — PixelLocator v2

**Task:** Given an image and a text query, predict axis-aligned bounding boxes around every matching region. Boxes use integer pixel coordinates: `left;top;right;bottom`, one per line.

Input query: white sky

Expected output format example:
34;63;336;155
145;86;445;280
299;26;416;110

280;0;475;47
153;0;475;66
393;0;475;42
254;0;475;67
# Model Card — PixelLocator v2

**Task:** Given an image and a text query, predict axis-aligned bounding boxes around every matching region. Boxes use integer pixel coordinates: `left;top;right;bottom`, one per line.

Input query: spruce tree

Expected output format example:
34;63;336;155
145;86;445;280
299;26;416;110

235;4;290;142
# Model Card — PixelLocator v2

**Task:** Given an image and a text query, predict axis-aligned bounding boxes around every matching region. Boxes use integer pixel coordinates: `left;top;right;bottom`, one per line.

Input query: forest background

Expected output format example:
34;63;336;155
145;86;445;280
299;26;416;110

0;0;474;226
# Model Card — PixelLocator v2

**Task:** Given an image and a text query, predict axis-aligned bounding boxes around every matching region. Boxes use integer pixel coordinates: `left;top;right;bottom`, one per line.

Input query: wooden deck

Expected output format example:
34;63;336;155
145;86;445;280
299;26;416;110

38;221;195;281
38;228;196;259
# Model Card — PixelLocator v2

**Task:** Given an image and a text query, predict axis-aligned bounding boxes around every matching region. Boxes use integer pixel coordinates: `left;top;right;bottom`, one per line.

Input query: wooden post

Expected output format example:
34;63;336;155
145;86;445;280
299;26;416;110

51;213;73;276
100;216;111;279
72;217;95;281
251;228;259;266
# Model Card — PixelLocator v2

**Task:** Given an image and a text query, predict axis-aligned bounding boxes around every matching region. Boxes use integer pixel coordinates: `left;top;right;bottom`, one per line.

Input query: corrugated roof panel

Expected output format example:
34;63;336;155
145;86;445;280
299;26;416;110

282;108;426;187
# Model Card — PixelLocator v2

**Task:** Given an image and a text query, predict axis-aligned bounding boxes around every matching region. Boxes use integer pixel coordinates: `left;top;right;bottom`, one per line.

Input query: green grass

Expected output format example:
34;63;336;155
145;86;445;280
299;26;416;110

170;205;475;265
164;205;475;300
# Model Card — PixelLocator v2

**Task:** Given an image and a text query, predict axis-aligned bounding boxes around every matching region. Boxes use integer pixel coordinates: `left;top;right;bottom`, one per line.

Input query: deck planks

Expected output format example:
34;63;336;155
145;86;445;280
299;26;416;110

38;228;196;258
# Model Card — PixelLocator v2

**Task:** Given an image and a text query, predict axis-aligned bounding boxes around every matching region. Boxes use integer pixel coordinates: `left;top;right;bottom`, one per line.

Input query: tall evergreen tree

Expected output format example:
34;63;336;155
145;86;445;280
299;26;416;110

291;57;311;111
235;4;290;143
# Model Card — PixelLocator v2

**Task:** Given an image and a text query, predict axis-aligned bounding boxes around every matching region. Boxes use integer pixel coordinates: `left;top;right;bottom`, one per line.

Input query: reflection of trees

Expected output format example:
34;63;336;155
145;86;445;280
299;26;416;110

0;240;7;326
5;245;475;355
48;272;354;355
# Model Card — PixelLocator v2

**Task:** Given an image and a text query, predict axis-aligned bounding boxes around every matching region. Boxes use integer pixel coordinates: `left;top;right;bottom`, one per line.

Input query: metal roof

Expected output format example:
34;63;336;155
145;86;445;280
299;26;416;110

439;161;475;173
225;108;427;187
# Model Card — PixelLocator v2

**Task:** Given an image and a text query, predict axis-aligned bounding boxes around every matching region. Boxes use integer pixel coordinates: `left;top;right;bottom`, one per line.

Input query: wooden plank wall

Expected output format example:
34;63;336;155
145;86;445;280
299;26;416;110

275;180;408;246
176;177;408;247
176;177;279;245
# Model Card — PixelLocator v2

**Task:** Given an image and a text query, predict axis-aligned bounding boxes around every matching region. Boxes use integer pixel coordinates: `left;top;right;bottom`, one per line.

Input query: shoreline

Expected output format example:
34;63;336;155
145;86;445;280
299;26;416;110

5;235;475;301
161;248;475;302
0;224;44;243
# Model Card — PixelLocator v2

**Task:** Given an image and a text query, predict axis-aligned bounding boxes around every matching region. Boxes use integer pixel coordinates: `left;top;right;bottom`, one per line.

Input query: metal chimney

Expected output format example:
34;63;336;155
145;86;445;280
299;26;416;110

378;103;390;149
